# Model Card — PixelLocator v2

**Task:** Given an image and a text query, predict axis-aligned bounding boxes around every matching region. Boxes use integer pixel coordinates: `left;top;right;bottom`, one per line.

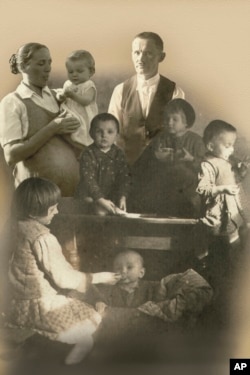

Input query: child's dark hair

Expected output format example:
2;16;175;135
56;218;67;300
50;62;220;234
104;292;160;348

203;120;237;146
164;99;196;128
89;113;120;139
134;32;164;51
66;50;95;75
12;177;61;219
9;43;48;75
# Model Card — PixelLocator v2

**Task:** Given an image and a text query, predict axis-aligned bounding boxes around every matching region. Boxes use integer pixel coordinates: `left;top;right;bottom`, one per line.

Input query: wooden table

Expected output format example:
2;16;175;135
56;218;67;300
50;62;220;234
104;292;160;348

50;199;199;280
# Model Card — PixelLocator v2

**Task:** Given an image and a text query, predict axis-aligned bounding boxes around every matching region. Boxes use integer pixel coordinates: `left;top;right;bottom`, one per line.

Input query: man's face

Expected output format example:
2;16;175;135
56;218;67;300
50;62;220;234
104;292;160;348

131;37;165;80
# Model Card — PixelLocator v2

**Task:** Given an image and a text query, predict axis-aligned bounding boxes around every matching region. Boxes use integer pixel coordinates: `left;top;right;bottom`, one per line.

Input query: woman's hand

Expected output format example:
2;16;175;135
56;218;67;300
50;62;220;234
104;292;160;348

52;111;80;135
92;272;121;285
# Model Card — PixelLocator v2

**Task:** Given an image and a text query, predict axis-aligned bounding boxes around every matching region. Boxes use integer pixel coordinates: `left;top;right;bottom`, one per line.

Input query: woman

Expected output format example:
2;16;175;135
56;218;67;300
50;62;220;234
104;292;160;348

0;43;81;196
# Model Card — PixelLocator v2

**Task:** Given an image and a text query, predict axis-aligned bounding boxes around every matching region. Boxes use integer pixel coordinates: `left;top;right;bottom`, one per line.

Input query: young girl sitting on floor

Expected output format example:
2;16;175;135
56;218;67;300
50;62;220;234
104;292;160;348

5;177;120;365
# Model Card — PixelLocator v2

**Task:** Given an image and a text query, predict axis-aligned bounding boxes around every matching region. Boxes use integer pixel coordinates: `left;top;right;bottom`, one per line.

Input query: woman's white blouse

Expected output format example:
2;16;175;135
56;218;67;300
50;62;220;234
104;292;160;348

0;82;59;147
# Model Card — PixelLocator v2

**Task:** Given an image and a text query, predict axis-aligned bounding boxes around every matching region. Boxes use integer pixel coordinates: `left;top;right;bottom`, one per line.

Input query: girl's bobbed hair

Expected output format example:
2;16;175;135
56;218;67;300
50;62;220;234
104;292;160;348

9;42;48;75
164;98;196;128
12;177;61;219
89;113;120;140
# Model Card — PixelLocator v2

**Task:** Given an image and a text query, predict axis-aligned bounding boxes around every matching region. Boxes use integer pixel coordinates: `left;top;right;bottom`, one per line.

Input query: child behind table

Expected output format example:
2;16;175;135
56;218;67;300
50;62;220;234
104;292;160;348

130;99;205;217
56;50;98;148
6;177;120;365
75;113;131;215
196;120;248;273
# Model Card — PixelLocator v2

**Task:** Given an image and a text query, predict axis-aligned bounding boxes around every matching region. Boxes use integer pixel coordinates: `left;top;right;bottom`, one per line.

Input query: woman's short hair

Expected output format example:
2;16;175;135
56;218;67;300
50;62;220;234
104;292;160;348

203;120;237;146
89;113;120;139
66;50;95;75
9;42;48;74
164;99;196;128
12;177;61;219
134;32;164;51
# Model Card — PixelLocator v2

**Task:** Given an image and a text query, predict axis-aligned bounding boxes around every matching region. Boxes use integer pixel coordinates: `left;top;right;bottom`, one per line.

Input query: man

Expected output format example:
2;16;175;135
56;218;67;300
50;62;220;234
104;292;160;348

108;31;185;164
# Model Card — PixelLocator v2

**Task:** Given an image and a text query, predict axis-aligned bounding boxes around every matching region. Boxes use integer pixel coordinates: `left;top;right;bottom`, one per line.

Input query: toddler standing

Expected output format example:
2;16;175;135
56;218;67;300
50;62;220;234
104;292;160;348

5;177;120;365
196;120;248;277
75;113;131;215
56;50;98;148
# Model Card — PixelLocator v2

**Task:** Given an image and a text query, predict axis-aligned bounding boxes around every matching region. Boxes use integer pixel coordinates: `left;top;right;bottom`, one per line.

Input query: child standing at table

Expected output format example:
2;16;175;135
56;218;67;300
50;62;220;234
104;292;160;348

196;120;249;278
130;99;205;217
56;50;98;148
75;113;131;215
5;177;120;365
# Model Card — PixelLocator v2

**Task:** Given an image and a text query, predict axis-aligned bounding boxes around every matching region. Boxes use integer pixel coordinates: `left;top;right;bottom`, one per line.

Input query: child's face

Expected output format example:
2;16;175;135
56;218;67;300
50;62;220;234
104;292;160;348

113;253;145;285
66;59;92;85
92;120;118;152
36;204;58;226
164;111;188;137
208;131;236;161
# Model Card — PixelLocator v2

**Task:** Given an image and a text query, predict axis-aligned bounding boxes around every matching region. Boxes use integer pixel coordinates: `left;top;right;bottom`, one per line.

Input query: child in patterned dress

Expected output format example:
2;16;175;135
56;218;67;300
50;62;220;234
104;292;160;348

56;50;98;149
75;113;131;215
6;177;120;365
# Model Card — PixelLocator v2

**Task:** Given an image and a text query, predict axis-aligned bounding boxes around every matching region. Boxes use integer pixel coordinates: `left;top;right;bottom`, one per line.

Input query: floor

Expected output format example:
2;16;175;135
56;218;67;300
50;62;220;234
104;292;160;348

0;262;237;375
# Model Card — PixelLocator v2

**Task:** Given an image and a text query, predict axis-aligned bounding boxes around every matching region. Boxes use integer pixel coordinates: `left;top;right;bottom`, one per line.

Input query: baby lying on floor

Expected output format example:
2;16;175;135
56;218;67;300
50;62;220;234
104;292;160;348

86;250;213;324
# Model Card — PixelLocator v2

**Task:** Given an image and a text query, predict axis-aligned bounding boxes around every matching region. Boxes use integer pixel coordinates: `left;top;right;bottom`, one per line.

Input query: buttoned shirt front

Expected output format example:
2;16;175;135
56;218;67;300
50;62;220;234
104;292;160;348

108;73;185;125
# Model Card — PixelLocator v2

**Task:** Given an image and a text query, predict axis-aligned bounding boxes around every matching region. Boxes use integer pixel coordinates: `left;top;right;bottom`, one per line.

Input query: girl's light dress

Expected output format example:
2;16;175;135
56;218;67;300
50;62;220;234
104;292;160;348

7;218;101;341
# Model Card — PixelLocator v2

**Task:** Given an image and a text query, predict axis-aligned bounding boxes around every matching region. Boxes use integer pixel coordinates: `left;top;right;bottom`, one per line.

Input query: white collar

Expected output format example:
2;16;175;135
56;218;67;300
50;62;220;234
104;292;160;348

136;73;160;89
16;81;52;99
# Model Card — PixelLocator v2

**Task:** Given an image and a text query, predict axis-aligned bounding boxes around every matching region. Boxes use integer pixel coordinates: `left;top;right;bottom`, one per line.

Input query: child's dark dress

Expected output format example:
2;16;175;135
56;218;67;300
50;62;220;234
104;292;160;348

129;130;206;217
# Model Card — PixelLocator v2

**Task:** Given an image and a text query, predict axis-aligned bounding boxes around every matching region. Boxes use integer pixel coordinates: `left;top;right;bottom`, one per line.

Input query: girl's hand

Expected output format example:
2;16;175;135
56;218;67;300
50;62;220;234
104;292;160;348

95;302;108;315
178;148;194;162
52;111;80;134
92;272;121;285
97;198;117;214
118;196;127;212
64;85;78;98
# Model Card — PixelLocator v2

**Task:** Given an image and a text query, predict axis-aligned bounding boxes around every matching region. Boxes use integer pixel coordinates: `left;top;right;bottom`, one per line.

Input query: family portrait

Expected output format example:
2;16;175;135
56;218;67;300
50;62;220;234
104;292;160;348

0;1;250;375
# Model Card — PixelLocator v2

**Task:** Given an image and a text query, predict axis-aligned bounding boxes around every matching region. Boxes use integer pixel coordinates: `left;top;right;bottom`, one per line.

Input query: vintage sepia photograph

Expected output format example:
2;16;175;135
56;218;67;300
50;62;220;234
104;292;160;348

0;1;250;375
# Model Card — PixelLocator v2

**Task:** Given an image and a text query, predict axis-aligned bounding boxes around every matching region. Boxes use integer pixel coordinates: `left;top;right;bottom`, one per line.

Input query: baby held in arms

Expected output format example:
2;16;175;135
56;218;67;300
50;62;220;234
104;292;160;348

55;50;98;149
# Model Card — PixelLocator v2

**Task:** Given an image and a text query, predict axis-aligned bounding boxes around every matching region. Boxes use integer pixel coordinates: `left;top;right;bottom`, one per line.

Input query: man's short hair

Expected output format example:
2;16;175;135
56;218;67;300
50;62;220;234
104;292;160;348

134;32;164;51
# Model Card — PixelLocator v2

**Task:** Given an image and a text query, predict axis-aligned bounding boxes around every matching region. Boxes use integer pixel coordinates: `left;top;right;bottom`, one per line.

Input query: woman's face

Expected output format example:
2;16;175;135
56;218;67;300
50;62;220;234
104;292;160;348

23;47;52;88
